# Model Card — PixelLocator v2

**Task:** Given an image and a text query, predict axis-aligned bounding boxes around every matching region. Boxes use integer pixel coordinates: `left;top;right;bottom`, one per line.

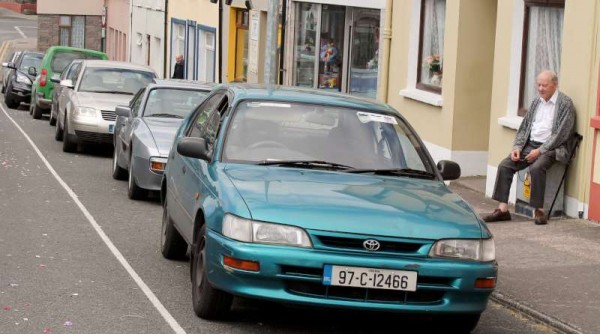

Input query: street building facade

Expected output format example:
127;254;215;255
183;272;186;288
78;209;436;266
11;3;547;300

36;0;103;52
130;0;166;77
104;0;130;62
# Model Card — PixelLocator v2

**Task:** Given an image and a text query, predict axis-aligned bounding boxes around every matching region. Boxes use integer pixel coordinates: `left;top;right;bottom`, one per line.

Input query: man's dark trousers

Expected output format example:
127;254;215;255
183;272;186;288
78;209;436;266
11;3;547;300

492;142;556;209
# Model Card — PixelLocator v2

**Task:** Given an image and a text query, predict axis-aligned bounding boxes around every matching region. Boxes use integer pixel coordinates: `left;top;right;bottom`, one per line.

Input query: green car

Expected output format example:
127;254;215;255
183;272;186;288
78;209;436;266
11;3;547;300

29;46;108;120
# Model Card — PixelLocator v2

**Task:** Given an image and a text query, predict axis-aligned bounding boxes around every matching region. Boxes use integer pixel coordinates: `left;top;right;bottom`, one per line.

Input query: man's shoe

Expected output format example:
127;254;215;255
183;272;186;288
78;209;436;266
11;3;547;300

482;209;511;222
534;209;548;225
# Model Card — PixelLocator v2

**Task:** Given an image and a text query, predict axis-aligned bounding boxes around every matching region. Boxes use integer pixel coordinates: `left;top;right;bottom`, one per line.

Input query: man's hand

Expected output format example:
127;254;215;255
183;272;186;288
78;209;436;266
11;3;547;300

525;148;541;163
510;149;521;162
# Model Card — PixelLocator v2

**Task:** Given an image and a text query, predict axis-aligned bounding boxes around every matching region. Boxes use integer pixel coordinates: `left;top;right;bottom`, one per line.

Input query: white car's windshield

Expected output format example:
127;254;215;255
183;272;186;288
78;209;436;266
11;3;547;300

78;68;155;95
143;88;208;119
223;101;432;173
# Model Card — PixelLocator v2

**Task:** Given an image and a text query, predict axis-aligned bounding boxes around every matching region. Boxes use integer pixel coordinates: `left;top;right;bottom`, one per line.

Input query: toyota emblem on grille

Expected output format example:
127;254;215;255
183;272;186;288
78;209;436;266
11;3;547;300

363;239;380;251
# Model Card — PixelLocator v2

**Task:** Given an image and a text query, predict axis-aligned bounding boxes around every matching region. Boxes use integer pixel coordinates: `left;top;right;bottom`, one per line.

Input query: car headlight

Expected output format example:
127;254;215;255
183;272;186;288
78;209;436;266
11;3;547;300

222;214;312;248
16;72;32;85
429;238;495;262
149;157;168;173
74;107;98;118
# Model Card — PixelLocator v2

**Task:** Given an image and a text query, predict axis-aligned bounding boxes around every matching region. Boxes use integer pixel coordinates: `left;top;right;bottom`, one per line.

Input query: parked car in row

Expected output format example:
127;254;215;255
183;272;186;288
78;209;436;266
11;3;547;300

30;46;108;119
1;50;21;94
54;60;156;152
112;80;214;199
2;51;44;109
160;84;497;332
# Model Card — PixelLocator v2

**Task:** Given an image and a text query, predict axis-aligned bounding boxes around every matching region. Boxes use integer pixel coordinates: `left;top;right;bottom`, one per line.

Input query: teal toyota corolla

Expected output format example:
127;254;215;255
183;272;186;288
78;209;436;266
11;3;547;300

160;84;497;332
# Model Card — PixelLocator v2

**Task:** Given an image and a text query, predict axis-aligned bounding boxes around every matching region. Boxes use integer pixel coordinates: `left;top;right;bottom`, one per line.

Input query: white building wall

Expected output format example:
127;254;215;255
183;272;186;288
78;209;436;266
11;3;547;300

131;0;166;78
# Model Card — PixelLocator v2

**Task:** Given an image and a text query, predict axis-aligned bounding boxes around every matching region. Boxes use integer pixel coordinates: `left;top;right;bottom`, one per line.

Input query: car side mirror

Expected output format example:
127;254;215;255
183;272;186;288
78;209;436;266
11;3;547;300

60;79;74;89
50;73;60;83
437;160;461;181
1;62;7;68
5;62;16;70
177;137;211;161
28;67;38;76
114;105;131;118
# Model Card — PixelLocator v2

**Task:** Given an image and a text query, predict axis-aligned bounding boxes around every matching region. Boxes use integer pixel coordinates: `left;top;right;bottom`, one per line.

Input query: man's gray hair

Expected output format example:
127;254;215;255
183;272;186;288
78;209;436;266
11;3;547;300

540;70;558;85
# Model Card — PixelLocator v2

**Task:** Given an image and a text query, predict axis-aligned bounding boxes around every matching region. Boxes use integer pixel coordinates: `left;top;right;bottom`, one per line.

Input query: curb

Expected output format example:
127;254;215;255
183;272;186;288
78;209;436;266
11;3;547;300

491;291;584;334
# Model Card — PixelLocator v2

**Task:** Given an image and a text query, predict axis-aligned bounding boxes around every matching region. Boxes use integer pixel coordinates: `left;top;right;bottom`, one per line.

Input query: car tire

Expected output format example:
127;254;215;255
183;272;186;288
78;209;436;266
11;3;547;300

49;106;56;126
4;84;19;109
28;95;34;115
55;114;64;141
191;224;233;319
160;197;187;259
127;156;146;200
1;84;5;94
32;102;43;119
62;116;77;153
112;144;127;180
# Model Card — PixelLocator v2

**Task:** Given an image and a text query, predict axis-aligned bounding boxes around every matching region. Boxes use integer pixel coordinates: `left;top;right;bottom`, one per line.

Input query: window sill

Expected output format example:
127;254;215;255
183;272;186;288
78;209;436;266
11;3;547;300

497;116;523;130
399;88;443;107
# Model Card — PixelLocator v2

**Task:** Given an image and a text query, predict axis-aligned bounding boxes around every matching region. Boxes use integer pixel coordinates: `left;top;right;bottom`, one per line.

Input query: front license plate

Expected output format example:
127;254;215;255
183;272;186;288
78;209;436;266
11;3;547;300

108;124;114;134
323;265;417;292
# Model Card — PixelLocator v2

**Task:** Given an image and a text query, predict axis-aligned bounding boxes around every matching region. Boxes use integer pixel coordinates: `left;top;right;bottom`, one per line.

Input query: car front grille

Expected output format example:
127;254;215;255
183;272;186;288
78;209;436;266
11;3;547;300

75;131;113;144
101;110;116;121
285;280;446;304
316;235;423;253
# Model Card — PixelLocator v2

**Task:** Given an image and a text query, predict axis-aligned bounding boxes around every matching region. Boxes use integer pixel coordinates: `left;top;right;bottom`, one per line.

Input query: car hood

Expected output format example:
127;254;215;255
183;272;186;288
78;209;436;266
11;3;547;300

223;165;483;240
75;92;134;111
142;118;183;155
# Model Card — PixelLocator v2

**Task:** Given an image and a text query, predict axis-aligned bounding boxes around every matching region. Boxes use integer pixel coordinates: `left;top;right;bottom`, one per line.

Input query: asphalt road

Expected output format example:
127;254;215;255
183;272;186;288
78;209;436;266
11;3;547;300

0;12;37;44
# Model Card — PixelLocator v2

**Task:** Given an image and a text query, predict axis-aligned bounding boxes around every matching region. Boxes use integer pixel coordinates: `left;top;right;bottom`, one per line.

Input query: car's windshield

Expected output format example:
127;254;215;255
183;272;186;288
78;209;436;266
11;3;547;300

78;68;155;95
143;88;208;118
223;101;432;172
19;53;43;72
51;51;104;74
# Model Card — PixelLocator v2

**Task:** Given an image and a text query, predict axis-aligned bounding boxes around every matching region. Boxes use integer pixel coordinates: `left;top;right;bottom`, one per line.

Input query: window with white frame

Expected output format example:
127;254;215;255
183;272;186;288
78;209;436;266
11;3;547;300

59;16;85;48
197;28;216;82
519;0;564;116
187;23;196;79
171;21;186;78
417;0;445;92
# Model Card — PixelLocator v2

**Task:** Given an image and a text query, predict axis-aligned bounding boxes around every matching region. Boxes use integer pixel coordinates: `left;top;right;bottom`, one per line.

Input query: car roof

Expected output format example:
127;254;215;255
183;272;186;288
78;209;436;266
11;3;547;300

46;46;107;56
81;60;155;72
220;84;395;113
149;79;217;91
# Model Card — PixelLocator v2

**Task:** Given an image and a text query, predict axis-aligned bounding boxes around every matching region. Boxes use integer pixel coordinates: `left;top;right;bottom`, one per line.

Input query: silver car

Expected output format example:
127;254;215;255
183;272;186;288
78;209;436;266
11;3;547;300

54;60;156;152
112;80;214;199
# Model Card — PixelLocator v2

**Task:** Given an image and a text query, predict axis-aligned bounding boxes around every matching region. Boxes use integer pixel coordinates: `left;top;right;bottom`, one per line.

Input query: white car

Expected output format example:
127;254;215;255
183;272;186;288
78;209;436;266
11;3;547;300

55;60;156;152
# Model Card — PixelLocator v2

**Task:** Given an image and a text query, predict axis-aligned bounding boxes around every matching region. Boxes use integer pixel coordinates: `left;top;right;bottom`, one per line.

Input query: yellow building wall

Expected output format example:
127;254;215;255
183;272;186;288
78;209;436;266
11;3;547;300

487;0;599;206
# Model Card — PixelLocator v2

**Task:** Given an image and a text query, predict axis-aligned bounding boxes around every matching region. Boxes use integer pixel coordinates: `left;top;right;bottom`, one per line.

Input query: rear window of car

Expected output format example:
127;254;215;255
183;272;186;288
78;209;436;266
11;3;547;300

51;52;104;74
18;53;43;72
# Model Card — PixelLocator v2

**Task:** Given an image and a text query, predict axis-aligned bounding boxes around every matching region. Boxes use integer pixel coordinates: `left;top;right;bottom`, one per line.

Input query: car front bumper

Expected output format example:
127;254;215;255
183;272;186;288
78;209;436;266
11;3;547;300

70;114;115;144
205;229;497;314
8;81;32;103
131;155;163;191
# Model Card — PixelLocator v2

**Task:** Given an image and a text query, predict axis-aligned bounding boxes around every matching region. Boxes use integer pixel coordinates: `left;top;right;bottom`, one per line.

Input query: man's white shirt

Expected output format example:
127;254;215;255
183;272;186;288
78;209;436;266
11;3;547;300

530;90;558;143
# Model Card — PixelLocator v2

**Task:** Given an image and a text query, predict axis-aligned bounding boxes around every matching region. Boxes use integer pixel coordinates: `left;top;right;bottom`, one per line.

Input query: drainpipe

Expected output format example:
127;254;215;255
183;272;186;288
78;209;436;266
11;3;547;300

217;0;223;83
128;0;133;61
164;0;169;78
377;0;393;103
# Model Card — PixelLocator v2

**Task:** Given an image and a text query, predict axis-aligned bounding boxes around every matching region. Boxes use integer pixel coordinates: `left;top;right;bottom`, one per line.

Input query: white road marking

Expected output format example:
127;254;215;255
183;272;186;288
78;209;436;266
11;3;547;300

0;103;187;334
14;26;26;38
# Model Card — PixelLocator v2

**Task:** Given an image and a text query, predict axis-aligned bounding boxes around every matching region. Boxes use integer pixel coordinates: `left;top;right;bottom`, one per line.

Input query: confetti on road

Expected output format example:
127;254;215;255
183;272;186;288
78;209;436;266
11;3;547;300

43;328;51;334
71;293;78;297
64;320;72;327
4;305;11;311
39;264;46;268
9;283;18;287
35;255;41;258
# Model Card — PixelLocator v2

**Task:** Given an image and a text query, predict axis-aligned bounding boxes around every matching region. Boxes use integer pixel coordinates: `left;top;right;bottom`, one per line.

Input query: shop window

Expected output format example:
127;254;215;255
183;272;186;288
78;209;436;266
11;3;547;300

293;2;318;87
317;5;345;91
417;0;445;93
59;16;85;48
519;0;564;116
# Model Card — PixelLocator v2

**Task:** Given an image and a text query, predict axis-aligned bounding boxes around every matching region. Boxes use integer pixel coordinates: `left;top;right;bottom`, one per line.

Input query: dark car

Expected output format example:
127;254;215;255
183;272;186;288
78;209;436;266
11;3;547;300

1;50;21;94
3;51;44;109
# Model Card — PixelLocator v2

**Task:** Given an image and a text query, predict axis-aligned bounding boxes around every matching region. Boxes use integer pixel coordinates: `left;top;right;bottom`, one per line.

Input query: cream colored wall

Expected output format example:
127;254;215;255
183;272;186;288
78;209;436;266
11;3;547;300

386;0;453;148
451;0;496;151
38;0;103;15
488;0;599;204
166;0;219;79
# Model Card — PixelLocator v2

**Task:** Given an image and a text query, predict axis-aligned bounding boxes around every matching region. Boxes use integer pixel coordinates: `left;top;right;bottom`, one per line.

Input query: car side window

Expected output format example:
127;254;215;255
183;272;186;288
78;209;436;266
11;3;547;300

66;63;81;81
188;92;227;154
130;89;145;117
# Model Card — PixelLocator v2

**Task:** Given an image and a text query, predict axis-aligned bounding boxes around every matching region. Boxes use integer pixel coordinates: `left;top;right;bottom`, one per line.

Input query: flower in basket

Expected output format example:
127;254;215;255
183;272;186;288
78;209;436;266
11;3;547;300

423;54;442;74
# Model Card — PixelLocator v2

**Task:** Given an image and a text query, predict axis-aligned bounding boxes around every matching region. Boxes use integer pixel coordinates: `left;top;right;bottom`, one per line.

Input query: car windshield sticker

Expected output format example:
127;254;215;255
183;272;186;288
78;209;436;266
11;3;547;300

356;112;398;125
247;102;291;108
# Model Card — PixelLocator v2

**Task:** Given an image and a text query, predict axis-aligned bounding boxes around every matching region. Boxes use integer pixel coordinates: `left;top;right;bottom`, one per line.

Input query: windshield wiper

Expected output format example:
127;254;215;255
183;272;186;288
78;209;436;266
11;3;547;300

346;168;436;179
83;90;133;95
256;160;355;170
146;113;184;119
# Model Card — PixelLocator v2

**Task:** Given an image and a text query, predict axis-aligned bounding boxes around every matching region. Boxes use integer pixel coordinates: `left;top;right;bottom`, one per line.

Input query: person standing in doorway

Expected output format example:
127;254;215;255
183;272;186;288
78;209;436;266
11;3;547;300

172;55;185;79
483;70;576;225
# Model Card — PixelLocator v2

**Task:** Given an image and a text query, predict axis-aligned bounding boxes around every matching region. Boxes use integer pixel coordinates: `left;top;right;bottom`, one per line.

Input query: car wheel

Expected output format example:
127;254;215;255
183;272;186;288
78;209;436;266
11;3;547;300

160;197;187;259
62;116;77;152
1;84;5;94
112;144;127;180
28;95;35;115
191;224;233;319
127;157;146;200
436;314;481;333
32;102;43;119
55;114;64;141
4;84;19;109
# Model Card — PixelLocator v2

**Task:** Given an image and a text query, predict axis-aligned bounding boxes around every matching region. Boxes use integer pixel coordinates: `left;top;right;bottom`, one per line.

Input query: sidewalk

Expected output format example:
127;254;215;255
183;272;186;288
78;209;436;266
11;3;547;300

450;177;600;334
